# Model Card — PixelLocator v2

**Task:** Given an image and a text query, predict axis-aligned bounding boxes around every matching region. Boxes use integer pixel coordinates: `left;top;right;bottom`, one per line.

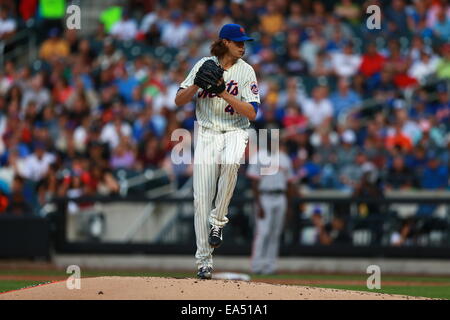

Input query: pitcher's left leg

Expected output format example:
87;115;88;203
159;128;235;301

209;129;249;227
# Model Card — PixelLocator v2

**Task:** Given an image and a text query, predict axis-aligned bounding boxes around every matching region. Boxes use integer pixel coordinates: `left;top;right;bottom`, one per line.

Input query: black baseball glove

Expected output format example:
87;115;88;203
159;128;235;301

194;59;226;94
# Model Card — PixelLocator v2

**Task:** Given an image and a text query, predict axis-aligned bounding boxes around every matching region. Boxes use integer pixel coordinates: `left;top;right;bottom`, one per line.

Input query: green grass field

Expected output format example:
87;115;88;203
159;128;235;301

0;280;44;293
1;269;449;299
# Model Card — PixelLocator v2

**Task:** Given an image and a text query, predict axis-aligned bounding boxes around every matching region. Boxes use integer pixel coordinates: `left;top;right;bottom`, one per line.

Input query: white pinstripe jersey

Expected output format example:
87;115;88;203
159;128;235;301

180;56;260;131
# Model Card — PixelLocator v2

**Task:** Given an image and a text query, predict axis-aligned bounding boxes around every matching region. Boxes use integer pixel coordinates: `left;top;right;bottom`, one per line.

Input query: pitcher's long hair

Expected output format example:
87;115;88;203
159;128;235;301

210;39;228;58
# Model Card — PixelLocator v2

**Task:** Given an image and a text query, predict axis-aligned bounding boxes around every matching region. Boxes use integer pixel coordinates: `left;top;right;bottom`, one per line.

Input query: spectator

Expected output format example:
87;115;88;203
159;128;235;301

138;134;166;168
383;39;407;71
110;9;138;41
73;116;91;153
432;7;450;42
203;8;232;41
88;165;120;196
385;0;410;37
138;6;163;45
256;101;283;131
406;0;428;35
433;85;450;126
436;44;450;80
323;13;355;42
414;119;446;150
100;108;133;150
408;36;430;63
87;141;109;171
359;42;386;78
0;61;15;95
282;102;307;132
409;94;433;120
94;37;124;71
339;151;372;191
416;16;435;40
6;176;32;216
353;164;384;243
386;122;414;153
250;32;276;56
336;129;359;168
325;28;348;53
330;41;362;78
385;156;416;190
425;1;450;29
65;29;80;56
259;1;285;36
440;133;450;165
392;61;420;90
420;156;449;190
390;218;415;246
259;48;281;76
161;138;193;188
408;50;440;83
314;130;340;188
52;77;74;105
293;151;322;189
407;145;429;177
333;0;361;25
393;104;421;144
282;45;309;76
75;39;96;67
330;77;362;119
308;1;327;26
310;50;333;77
114;64;140;104
277;77;306;110
39;28;70;63
160;10;192;48
110;138;137;170
311;210;352;245
235;0;260;33
0;5;16;40
300;28;326;69
17;142;56;182
301;85;333;128
37;161;60;204
286;2;305;30
353;164;383;206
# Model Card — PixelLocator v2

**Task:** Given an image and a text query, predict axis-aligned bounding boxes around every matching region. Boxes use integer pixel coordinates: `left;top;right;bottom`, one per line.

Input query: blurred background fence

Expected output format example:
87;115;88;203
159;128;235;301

8;191;442;260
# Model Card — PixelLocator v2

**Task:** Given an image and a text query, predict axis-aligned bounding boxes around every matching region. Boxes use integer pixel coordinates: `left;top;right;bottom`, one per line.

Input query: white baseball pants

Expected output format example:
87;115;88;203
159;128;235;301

193;126;249;269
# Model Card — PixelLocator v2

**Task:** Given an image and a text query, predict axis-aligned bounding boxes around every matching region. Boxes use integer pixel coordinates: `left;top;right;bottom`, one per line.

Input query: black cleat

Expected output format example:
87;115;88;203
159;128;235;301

197;266;213;279
208;226;223;248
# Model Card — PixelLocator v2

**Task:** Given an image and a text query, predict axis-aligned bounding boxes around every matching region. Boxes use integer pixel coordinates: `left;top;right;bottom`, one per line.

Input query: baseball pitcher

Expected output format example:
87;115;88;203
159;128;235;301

175;24;260;279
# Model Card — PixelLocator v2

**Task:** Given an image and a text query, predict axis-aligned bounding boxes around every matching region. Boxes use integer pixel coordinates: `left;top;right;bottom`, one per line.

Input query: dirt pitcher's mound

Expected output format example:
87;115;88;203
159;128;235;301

0;277;430;300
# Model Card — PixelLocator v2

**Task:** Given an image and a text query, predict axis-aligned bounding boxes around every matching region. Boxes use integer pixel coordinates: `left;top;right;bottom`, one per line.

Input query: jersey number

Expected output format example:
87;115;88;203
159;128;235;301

225;105;235;115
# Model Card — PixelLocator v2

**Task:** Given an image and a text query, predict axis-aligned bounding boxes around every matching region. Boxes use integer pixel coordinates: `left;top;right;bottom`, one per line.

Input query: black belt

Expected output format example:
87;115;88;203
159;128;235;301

260;190;286;195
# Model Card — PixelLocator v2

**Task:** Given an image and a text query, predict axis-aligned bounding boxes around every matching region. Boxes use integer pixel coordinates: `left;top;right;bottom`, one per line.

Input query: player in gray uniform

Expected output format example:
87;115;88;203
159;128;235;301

247;140;297;274
175;24;260;279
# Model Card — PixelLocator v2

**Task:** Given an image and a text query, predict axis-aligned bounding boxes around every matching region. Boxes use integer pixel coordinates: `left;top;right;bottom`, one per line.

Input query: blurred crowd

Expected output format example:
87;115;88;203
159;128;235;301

0;0;449;217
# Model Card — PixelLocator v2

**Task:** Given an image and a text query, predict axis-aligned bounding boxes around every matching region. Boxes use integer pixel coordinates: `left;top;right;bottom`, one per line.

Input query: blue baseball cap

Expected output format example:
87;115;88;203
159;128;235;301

219;24;253;42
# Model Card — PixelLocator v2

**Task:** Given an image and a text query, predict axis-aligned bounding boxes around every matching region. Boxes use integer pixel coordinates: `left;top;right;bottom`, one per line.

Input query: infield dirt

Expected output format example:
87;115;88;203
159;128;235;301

0;276;432;300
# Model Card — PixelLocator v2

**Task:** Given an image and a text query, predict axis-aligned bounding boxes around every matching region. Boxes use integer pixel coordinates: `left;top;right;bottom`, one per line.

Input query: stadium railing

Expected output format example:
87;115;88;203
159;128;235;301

46;192;450;259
